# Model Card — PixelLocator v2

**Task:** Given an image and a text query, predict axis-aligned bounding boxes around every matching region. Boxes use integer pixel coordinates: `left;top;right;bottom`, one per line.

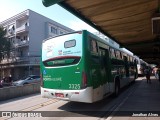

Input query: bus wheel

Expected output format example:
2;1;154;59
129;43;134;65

114;81;120;97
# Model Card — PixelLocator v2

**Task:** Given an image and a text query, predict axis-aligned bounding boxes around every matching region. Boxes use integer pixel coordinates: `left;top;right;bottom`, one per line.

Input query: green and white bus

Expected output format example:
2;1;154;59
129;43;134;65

41;30;137;103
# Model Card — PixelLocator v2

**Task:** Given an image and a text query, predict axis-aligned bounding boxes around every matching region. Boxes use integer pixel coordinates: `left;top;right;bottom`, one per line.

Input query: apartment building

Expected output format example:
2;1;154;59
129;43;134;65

0;9;74;80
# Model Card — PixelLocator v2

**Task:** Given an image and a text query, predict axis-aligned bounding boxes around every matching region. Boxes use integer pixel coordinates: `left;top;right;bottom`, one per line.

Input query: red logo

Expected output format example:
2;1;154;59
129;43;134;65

58;50;62;55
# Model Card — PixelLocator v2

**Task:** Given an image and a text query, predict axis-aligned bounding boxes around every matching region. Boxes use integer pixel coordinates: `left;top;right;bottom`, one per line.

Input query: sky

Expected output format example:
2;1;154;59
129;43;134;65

0;0;134;53
0;0;97;32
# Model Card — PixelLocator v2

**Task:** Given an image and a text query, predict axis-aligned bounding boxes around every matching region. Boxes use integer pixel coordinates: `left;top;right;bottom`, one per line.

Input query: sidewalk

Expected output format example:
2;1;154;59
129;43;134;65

111;76;160;119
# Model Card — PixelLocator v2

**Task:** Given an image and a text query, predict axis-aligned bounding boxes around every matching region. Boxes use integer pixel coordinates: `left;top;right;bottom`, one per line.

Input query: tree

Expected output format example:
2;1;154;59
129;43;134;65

0;26;11;62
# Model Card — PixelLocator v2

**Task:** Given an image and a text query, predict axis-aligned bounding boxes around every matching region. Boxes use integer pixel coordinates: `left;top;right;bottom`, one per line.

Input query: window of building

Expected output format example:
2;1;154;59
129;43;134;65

2;55;4;59
23;36;28;40
51;26;57;34
25;22;28;26
60;31;64;34
16;36;20;39
20;51;23;57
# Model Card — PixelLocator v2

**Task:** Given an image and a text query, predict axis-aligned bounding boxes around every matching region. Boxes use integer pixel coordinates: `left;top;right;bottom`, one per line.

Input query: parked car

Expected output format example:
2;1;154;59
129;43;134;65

12;75;40;86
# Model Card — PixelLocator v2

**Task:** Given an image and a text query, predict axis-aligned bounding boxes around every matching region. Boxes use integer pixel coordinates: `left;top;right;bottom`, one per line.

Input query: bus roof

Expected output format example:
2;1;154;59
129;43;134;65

42;30;135;57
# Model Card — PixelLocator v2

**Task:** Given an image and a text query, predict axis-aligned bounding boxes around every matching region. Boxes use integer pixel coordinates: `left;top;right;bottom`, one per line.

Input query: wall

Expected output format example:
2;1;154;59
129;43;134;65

0;83;40;101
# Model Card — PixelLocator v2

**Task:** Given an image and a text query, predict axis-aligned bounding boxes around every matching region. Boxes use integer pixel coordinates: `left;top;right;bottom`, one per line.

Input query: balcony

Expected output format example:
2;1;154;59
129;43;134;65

15;56;29;62
0;56;40;66
5;25;15;37
16;25;29;34
0;59;15;64
13;40;29;48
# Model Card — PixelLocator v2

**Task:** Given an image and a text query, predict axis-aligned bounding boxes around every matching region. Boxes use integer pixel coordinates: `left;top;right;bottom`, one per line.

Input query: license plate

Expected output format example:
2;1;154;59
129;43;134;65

55;93;64;98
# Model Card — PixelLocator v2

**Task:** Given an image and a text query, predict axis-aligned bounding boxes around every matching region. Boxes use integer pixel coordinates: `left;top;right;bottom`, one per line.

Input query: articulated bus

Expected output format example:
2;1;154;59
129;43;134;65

40;30;137;103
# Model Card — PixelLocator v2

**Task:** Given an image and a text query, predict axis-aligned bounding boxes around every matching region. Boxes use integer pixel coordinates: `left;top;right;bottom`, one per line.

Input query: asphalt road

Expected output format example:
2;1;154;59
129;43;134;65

0;76;160;120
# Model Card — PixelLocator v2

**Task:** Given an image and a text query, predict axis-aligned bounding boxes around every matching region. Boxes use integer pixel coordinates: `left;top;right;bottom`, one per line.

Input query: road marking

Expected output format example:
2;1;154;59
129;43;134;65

20;99;59;111
105;89;134;120
0;99;59;120
103;78;143;120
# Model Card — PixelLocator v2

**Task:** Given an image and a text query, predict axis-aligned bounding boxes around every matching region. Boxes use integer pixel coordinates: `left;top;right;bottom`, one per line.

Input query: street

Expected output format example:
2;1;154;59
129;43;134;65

0;77;160;120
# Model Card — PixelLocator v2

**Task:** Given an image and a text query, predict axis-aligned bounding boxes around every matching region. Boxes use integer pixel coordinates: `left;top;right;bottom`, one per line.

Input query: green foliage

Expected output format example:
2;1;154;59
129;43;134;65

0;26;11;62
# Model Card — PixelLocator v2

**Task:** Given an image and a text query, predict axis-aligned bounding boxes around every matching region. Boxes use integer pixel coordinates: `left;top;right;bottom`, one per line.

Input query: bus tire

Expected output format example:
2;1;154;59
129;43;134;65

114;80;120;97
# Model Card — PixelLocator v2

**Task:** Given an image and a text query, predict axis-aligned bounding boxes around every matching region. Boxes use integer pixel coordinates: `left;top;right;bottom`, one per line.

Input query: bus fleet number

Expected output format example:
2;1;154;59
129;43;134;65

69;84;80;90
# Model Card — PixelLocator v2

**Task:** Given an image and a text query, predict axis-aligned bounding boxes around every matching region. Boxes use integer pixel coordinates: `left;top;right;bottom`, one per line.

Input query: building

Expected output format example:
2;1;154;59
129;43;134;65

0;9;74;80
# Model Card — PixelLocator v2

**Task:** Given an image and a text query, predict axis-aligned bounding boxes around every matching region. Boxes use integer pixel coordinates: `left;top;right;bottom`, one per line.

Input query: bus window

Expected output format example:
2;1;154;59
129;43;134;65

99;48;106;68
90;39;98;53
115;50;122;59
110;48;116;58
64;39;76;48
90;38;99;63
122;53;127;59
130;56;132;62
128;55;130;62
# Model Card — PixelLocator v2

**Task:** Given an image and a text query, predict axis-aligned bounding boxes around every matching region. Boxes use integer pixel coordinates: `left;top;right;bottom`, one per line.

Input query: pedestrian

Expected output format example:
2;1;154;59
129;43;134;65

0;79;3;88
9;75;13;85
157;68;160;82
154;69;158;79
144;67;151;83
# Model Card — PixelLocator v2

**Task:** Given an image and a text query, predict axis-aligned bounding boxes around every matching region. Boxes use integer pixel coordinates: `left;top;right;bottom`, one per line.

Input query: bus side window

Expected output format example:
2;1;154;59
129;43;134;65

115;50;121;59
109;48;116;58
121;52;124;60
122;53;127;60
90;38;99;64
131;56;133;62
99;48;106;68
128;55;130;62
90;39;98;53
